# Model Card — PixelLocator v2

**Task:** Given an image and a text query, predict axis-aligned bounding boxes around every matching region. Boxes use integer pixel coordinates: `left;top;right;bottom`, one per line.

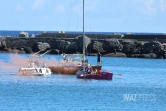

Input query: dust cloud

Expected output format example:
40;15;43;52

0;54;59;72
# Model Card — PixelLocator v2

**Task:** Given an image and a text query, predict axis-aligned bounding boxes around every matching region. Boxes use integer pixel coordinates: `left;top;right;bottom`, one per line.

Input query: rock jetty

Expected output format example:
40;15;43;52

1;31;166;59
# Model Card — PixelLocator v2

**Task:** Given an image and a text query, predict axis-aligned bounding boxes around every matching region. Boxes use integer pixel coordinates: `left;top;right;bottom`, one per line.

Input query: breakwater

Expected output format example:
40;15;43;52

1;32;166;59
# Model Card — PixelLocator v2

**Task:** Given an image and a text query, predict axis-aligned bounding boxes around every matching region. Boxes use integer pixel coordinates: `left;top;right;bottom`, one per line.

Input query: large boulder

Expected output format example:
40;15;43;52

51;40;60;49
142;41;164;55
51;40;71;53
76;35;91;53
120;39;135;45
6;48;25;54
0;38;7;50
49;49;59;54
122;40;144;55
122;43;138;55
32;42;50;52
65;42;79;54
87;41;105;53
130;53;157;58
14;46;32;53
103;39;123;53
20;47;32;53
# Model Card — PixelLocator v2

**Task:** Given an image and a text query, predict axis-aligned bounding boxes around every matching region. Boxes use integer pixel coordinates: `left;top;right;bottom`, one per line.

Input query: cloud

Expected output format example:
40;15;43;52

142;0;156;15
72;2;82;14
120;0;157;16
118;0;166;16
85;0;99;12
134;0;166;15
158;0;166;11
16;3;24;12
54;4;65;14
33;0;45;10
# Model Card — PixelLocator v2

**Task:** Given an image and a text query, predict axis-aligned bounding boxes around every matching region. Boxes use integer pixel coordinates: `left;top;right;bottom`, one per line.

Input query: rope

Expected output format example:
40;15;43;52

65;0;78;32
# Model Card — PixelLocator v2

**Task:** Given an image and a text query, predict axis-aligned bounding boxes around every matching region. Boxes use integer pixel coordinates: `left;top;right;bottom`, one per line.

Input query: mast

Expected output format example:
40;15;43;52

83;0;85;61
82;0;86;79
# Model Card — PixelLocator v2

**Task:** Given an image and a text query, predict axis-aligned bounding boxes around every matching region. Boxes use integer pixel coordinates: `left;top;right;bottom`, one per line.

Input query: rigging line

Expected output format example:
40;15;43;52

85;1;94;55
65;0;78;32
65;2;73;32
73;0;78;35
61;0;74;54
85;1;99;44
75;0;83;34
75;11;82;34
62;0;78;53
75;8;80;34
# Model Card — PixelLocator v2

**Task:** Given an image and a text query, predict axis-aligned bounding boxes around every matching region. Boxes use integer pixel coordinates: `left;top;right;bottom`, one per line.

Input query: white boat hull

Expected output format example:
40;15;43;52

19;67;51;76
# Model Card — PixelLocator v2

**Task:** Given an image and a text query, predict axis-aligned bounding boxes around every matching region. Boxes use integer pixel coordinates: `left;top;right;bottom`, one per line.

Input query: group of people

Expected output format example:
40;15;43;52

27;58;47;68
61;51;101;66
85;64;102;75
84;51;101;74
61;53;75;66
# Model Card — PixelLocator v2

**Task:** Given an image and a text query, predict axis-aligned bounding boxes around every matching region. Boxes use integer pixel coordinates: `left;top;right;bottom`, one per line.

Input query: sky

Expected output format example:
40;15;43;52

0;0;166;33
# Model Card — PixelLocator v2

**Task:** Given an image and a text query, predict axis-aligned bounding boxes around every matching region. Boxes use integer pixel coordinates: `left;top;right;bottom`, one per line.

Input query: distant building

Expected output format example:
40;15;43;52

19;31;29;37
30;34;35;38
59;31;65;34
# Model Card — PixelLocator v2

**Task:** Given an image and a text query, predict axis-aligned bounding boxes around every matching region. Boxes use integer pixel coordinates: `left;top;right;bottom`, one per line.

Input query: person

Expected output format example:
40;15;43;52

35;59;39;67
85;64;92;74
27;59;31;68
81;59;88;67
43;62;46;68
77;62;82;66
61;53;67;65
94;69;98;75
62;53;67;61
31;61;35;68
97;52;101;65
98;69;102;75
68;58;73;66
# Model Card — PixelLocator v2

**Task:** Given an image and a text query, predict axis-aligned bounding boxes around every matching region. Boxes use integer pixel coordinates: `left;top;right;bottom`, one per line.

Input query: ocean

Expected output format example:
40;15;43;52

0;53;166;111
0;30;164;37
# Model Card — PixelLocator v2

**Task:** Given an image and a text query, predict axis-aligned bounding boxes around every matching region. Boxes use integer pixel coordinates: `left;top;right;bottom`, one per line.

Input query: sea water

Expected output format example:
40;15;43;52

0;53;166;111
